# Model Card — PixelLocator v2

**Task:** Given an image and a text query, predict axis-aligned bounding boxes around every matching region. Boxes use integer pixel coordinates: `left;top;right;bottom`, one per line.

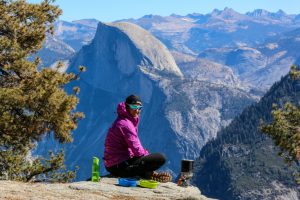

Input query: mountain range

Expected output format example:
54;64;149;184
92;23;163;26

41;8;300;93
124;8;300;55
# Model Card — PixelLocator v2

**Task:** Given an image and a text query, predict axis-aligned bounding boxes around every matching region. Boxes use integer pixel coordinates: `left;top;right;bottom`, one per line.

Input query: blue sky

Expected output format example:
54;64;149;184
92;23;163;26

28;0;300;22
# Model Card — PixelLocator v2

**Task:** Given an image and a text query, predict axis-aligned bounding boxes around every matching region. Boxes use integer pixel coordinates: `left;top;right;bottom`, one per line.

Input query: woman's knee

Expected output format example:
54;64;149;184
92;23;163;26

154;153;166;165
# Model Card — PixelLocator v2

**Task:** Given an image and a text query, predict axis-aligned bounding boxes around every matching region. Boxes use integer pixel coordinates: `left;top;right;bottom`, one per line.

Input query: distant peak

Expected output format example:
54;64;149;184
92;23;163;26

186;13;205;19
246;9;288;19
72;19;99;28
141;14;157;19
170;13;183;18
276;9;286;15
187;12;202;16
72;18;99;23
212;7;238;14
210;7;243;19
224;7;234;12
246;9;270;17
211;8;222;15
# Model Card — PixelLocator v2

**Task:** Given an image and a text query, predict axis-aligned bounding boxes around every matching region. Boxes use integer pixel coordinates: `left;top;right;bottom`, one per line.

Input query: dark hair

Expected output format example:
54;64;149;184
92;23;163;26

125;95;142;105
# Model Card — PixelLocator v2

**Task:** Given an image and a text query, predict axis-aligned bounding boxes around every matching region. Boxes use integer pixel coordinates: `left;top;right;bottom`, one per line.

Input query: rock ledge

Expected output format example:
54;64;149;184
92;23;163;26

0;178;214;200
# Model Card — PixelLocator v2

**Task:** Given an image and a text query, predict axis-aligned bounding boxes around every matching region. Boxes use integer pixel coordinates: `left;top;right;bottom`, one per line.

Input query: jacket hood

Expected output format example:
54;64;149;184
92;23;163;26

117;102;139;126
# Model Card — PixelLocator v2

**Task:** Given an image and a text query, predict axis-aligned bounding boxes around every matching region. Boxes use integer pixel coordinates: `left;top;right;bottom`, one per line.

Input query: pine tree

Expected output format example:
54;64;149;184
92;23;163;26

0;0;83;182
261;65;300;178
290;65;300;80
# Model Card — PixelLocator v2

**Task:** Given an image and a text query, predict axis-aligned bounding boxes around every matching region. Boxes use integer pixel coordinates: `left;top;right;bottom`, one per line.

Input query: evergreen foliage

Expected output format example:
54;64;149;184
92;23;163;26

0;0;83;182
193;68;300;200
261;66;300;179
261;102;300;163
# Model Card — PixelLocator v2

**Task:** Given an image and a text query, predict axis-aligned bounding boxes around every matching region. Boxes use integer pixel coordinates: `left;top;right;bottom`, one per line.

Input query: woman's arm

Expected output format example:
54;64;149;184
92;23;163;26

121;126;149;157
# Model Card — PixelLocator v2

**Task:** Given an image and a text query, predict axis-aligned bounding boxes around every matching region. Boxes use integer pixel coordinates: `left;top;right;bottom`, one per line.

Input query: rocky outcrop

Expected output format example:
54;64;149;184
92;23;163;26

0;179;213;200
179;58;245;89
171;51;246;89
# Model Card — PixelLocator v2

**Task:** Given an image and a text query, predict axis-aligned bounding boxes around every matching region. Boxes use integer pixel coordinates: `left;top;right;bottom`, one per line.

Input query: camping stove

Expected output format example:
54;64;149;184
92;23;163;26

177;159;194;187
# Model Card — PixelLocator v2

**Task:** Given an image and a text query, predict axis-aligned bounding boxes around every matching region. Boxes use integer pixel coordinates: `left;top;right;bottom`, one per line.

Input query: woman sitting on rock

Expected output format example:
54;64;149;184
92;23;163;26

103;94;172;182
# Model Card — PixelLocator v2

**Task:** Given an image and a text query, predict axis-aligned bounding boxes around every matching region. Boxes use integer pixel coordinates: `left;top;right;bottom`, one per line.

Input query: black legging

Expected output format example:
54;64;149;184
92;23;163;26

105;153;166;178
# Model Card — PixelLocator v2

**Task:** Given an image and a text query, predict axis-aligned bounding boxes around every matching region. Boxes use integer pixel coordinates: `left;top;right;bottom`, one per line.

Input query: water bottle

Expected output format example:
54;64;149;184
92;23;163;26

92;156;100;182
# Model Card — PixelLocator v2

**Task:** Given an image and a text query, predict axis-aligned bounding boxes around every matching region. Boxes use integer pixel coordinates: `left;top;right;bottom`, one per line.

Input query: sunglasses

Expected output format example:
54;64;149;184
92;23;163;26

128;104;143;111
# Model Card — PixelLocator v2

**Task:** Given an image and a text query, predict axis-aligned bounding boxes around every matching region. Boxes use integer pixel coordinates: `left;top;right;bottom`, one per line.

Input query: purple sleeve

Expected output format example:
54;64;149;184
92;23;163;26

121;126;149;157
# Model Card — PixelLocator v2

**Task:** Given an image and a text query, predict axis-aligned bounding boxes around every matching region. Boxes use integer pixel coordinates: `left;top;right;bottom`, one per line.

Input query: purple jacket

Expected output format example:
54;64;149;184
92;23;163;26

103;102;149;167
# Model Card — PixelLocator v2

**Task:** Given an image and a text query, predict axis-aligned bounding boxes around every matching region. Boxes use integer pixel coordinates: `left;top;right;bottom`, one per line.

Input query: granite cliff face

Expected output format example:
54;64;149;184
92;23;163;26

36;22;256;181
